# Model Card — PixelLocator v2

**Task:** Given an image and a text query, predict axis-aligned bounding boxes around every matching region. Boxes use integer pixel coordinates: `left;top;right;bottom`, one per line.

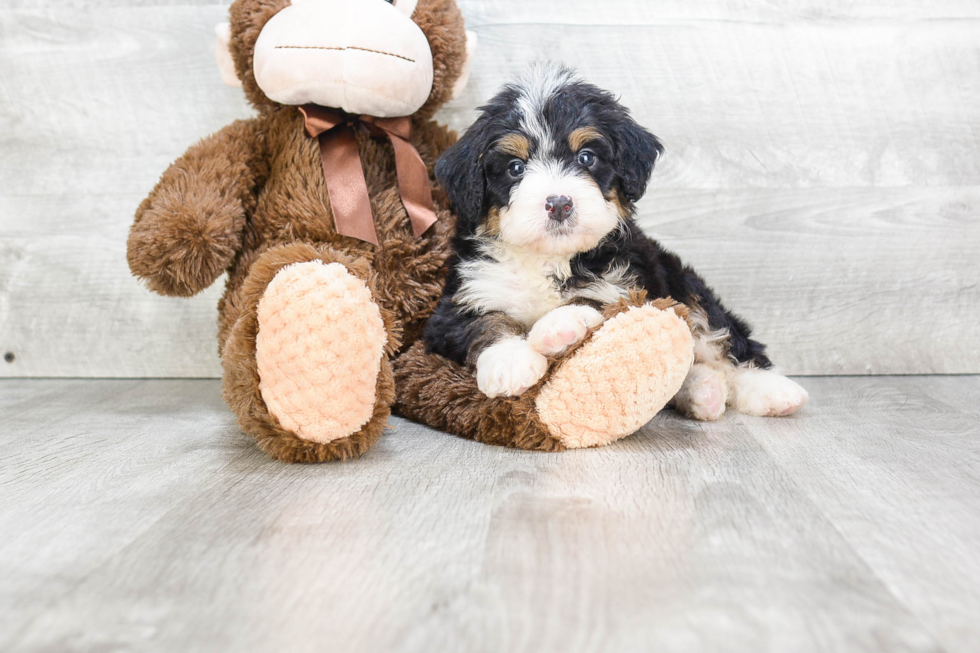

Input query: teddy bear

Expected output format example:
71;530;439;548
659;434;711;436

127;0;696;463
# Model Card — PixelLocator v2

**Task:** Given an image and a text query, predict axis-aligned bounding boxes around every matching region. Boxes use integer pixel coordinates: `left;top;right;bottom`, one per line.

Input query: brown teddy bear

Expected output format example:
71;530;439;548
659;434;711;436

128;0;696;463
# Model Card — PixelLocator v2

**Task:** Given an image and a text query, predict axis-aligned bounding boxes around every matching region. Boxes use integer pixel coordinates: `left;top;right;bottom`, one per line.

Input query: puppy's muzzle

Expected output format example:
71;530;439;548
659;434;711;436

545;195;575;223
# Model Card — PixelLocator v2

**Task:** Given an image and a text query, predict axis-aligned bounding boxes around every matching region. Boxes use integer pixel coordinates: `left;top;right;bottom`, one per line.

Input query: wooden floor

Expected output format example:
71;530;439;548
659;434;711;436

2;377;979;653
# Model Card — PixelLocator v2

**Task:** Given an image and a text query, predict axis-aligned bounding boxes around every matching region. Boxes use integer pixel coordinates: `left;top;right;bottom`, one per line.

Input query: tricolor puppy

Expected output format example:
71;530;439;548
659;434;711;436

424;63;808;420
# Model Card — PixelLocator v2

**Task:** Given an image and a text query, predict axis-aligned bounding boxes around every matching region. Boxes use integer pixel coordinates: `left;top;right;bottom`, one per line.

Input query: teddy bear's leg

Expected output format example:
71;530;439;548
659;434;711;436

221;243;397;463
393;296;695;451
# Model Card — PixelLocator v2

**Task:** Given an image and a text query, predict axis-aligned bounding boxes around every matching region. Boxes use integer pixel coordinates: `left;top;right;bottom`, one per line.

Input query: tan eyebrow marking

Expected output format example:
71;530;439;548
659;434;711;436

495;133;531;160
482;206;502;236
569;127;604;152
604;189;630;217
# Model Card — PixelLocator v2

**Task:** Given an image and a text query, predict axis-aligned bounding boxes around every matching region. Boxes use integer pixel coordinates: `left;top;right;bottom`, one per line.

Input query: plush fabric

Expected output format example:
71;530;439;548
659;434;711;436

393;294;695;451
220;243;398;462
256;261;388;443
226;0;468;121
536;300;694;448
129;0;466;462
251;0;435;116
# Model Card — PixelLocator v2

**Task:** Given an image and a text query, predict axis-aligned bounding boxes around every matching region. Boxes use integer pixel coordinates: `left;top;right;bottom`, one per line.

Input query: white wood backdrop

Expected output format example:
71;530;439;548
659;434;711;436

1;0;978;378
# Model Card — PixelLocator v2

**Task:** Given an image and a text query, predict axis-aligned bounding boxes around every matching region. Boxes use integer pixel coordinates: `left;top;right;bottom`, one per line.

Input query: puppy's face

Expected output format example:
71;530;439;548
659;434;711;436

437;64;664;256
483;121;621;256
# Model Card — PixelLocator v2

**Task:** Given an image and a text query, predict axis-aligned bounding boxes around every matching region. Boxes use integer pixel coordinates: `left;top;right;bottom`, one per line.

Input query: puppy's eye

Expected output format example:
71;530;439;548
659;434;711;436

508;160;526;178
578;150;596;168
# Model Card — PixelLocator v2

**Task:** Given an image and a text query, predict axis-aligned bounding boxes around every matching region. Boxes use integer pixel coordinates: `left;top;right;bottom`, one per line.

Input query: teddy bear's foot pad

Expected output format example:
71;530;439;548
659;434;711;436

255;261;387;444
535;303;695;449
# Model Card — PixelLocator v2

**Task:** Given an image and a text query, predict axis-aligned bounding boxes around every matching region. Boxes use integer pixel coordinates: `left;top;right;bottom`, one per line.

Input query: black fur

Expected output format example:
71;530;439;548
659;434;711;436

426;67;771;370
562;221;772;367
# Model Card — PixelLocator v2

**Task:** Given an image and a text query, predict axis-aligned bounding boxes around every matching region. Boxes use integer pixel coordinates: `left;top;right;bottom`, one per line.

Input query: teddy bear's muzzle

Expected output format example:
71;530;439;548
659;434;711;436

252;0;435;118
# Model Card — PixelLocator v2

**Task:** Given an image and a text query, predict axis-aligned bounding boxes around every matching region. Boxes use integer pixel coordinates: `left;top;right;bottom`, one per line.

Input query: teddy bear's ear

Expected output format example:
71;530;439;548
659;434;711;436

215;22;243;88
450;30;478;101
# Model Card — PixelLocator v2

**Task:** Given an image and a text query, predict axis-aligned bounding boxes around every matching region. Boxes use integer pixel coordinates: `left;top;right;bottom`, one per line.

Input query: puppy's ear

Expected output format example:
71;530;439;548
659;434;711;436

613;117;664;203
435;123;488;234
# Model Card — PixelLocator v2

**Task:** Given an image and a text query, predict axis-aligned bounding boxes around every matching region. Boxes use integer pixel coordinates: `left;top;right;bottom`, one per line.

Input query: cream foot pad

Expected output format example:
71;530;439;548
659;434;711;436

256;261;387;443
536;304;695;449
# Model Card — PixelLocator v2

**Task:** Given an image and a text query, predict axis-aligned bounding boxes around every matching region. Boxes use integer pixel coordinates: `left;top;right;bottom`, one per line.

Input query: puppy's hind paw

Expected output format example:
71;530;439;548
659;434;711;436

731;368;809;417
674;363;727;421
528;305;605;356
476;338;549;398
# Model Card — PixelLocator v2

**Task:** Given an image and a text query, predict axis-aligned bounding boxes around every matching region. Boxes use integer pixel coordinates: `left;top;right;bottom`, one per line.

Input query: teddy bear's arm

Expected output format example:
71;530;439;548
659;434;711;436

127;119;265;297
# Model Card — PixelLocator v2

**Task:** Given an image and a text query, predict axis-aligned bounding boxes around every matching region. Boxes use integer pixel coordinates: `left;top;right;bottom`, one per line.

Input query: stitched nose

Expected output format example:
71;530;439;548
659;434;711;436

545;195;574;222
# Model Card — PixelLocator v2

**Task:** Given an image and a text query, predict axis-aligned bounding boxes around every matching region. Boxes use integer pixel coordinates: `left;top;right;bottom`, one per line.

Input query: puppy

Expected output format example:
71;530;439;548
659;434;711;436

424;63;808;420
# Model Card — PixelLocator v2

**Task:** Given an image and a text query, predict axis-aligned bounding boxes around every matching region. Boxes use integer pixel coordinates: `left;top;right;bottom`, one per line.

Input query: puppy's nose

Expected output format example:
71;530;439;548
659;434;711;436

545;195;574;222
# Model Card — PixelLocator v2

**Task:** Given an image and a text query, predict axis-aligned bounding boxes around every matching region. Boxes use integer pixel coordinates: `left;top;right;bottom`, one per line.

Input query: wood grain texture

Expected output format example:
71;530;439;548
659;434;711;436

750;376;980;653
3;376;979;651
0;1;978;376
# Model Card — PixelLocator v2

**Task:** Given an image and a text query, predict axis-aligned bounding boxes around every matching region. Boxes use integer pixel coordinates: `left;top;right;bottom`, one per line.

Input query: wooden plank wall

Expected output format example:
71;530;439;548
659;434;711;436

1;0;978;378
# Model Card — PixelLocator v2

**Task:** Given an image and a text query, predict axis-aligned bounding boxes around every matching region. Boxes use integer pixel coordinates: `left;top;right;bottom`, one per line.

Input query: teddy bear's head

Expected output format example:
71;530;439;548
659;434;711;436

216;0;474;120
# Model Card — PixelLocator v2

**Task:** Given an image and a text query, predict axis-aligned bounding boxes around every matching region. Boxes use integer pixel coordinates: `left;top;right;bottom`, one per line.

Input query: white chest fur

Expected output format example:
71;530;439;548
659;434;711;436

455;247;570;326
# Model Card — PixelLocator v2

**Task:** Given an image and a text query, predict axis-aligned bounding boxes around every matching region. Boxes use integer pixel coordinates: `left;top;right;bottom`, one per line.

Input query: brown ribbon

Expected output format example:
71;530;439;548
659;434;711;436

299;104;437;246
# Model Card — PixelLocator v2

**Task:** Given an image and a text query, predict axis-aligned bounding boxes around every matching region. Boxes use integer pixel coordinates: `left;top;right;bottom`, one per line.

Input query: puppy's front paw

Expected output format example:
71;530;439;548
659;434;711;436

731;368;809;417
528;305;605;356
476;338;549;398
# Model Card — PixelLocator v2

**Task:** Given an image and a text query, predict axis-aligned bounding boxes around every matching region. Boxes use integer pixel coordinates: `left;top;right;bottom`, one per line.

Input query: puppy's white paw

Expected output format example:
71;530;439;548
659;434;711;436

528;305;605;356
731;368;809;417
674;364;728;421
476;337;549;398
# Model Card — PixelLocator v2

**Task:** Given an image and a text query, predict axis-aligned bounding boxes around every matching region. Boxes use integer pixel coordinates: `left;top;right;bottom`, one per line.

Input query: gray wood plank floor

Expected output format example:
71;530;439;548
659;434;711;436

2;377;979;652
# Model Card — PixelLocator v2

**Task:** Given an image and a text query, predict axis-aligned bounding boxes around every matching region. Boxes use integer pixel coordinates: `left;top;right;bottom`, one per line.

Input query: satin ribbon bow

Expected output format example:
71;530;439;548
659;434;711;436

299;104;437;246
